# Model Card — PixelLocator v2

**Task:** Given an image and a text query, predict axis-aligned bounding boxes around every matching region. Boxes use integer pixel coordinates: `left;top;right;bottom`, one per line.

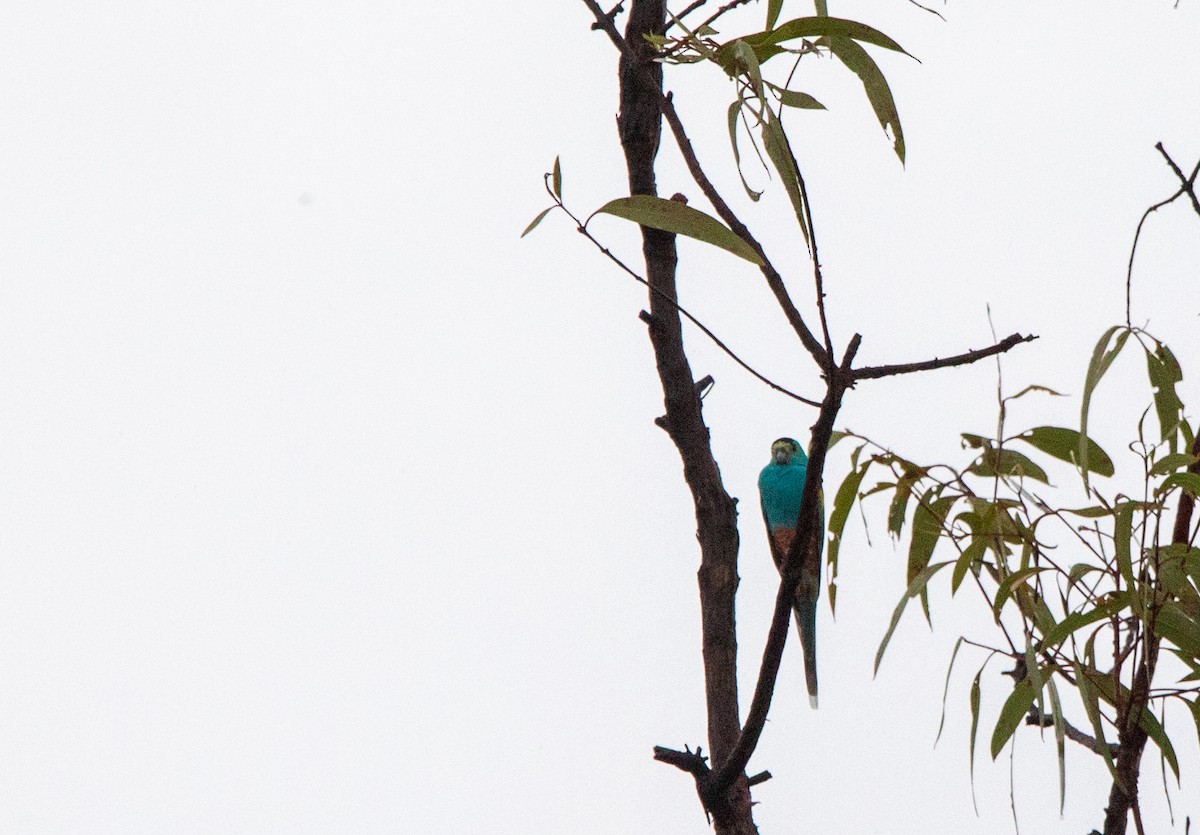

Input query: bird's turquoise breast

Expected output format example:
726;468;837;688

759;463;807;531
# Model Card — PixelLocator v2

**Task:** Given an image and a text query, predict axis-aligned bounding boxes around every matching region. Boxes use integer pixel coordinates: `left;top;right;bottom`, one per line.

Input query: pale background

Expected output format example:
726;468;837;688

2;1;1200;832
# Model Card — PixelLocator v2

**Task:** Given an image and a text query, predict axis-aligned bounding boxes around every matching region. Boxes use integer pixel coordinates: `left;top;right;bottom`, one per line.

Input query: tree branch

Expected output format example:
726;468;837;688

660;93;829;364
1155;142;1200;219
851;332;1037;381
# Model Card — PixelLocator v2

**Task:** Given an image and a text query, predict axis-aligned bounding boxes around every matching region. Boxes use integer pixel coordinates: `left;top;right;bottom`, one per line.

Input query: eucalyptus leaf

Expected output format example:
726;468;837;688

592;196;764;265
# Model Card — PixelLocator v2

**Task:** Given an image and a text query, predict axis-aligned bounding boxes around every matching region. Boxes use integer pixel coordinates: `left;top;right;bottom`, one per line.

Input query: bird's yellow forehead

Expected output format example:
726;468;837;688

771;438;800;455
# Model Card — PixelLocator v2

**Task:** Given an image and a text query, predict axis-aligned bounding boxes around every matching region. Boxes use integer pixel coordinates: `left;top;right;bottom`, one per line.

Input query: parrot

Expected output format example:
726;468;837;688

758;437;824;709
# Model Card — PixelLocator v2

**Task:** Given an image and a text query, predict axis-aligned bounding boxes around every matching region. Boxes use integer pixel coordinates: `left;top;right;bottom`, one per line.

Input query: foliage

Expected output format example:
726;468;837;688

833;325;1200;813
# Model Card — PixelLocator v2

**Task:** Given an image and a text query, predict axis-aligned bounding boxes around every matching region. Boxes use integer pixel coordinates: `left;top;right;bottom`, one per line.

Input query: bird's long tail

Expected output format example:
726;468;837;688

794;599;818;709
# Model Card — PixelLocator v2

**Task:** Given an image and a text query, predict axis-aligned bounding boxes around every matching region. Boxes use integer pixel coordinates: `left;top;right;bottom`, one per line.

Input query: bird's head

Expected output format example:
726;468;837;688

770;437;807;466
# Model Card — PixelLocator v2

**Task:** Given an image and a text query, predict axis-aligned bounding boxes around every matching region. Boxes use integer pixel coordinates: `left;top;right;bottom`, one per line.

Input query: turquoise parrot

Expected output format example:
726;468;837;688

758;437;824;708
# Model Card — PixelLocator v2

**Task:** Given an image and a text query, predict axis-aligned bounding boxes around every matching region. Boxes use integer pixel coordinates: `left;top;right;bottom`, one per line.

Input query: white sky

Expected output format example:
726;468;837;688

3;1;1200;832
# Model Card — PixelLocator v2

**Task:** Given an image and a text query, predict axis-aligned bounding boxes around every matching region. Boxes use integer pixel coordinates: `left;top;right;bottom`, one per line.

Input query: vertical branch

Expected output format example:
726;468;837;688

616;2;752;830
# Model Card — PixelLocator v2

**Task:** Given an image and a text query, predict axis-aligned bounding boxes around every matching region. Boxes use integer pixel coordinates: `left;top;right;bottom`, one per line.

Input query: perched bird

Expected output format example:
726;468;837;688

758;437;824;709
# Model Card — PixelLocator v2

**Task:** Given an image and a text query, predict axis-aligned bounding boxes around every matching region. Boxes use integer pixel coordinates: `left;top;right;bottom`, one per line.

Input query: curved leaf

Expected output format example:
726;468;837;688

552;156;562;198
521;206;554;238
874;560;953;674
825;35;905;163
743;16;911;56
592;196;764;265
1080;326;1130;485
991;674;1040;759
1014;426;1114;477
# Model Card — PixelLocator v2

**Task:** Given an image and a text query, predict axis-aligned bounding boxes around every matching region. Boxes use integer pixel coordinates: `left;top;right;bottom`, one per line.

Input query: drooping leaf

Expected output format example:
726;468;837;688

969;666;983;805
521;206;554;238
1114;502;1135;589
742;16;911;57
1076;661;1119;783
827;453;871;612
951;537;987;594
1080;326;1131;486
1014;426;1114;477
592;196;764;265
993;567;1050;620
1039;592;1129;650
991;673;1040;759
1155;603;1200;660
935;636;965;746
766;0;784;30
727;100;765;202
761;107;811;248
1146;340;1184;447
824;35;905;163
1047;678;1067;814
874;561;953;674
909;492;956;585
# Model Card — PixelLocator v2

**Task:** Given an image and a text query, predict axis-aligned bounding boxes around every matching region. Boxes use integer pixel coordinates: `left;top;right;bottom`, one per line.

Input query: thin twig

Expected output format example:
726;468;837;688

1155;142;1200;218
556;189;821;405
852;333;1038;380
581;0;633;57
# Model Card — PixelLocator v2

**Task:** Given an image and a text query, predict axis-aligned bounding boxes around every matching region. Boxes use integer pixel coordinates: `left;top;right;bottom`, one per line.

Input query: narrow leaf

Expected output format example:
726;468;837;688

991;674;1039;759
766;0;784;29
761;108;811;248
1114;502;1135;589
1146;341;1184;446
727;100;765;202
1149;452;1199;476
744;16;912;56
1039;593;1129;650
1155;603;1200;660
875;561;953;674
936;636;964;745
1076;661;1118;782
825;35;905;163
1080;326;1130;486
551;156;562;198
1047;677;1067;814
520;206;554;238
592;196;764;265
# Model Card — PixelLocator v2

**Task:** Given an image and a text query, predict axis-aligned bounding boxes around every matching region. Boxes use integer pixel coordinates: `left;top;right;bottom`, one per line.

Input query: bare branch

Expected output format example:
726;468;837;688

580;0;633;57
851;332;1037;381
1155;142;1200;219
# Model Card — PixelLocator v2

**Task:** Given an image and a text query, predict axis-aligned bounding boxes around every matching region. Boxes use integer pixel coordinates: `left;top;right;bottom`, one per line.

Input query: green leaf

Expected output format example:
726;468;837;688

1157;472;1200;500
1014;426;1114;477
909;492;955;585
824;35;905;163
552;156;562;199
1140;705;1180;780
971;447;1049;484
951;537;987;595
770;84;827;110
1189;697;1200;750
766;0;784;29
727;100;765;202
827;454;871;607
520;206;554;238
874;560;953;675
1080;326;1131;486
969;666;983;788
993;567;1050;620
1039;592;1129;650
592;196;764;265
743;16;911;56
1149;452;1198;476
761;108;811;248
935;636;964;746
1008;384;1066;401
1076;661;1119;782
887;476;914;539
1047;677;1067;814
1155;603;1200;660
1114;501;1135;589
1146;340;1184;446
991;674;1040;759
961;433;990;449
1062;505;1113;519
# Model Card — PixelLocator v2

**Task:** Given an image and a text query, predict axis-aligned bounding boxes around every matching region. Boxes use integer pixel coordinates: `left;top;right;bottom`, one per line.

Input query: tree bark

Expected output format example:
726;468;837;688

617;2;754;831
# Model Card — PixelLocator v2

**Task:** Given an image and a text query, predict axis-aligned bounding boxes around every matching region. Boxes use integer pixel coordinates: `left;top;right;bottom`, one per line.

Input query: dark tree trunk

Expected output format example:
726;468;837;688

617;2;754;832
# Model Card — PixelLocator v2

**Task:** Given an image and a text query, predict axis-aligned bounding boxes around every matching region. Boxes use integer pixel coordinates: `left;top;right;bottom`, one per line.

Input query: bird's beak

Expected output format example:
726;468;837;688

774;450;789;465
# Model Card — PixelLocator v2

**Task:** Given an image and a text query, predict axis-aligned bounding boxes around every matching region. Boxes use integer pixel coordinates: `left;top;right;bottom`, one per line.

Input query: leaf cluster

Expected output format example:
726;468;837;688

830;326;1200;811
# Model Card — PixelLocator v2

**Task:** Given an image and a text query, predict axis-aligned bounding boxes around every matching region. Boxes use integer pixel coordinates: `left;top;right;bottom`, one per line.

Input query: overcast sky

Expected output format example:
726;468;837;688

3;1;1200;833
